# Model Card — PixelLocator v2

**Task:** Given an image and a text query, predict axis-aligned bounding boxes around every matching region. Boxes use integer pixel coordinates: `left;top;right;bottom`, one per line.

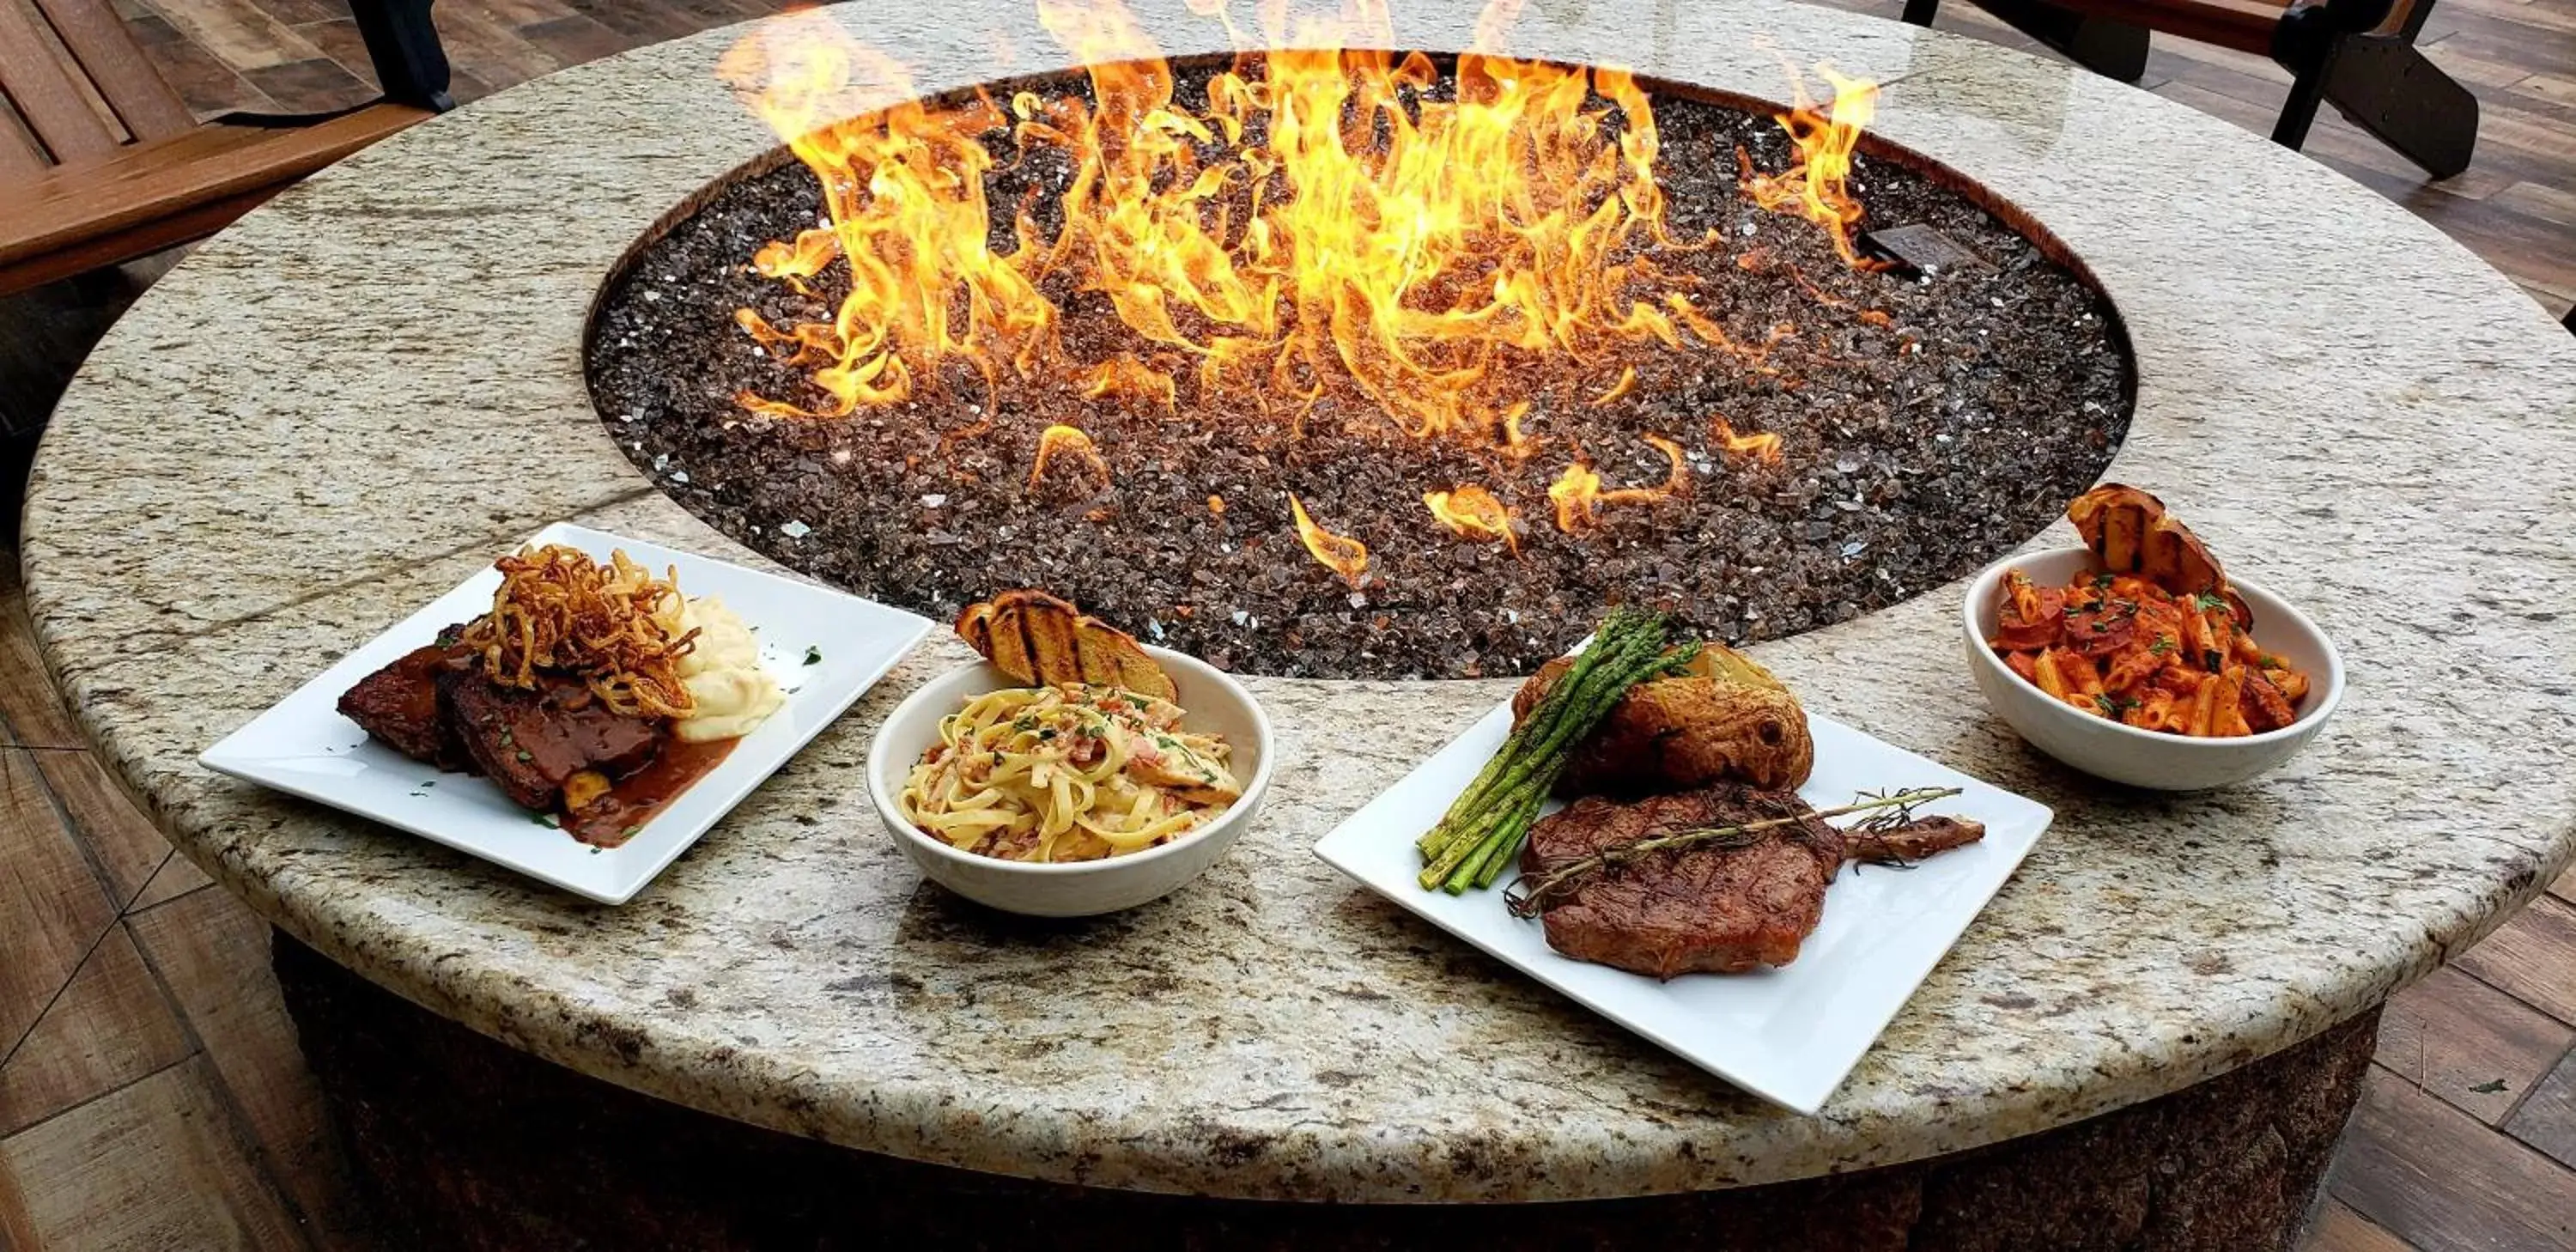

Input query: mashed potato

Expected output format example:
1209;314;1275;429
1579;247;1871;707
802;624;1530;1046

662;596;784;742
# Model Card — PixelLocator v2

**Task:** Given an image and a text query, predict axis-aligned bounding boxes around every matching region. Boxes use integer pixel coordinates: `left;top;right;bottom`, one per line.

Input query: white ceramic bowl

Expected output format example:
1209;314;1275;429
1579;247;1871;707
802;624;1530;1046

1961;546;2345;791
866;646;1274;916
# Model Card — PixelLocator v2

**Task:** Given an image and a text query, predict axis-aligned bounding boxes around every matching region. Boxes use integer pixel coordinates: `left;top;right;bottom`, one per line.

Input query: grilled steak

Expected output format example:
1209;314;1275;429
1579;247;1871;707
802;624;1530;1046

436;668;664;811
337;635;477;771
1519;785;1984;979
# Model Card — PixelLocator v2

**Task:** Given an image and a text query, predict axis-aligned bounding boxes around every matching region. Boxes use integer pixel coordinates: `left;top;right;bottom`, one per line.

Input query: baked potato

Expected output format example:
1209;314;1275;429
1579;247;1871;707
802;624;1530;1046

1511;644;1814;795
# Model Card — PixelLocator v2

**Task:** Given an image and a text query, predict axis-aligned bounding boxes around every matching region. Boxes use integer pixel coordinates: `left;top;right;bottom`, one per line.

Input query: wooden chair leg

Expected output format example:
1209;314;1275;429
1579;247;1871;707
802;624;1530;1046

349;0;454;112
2269;0;2475;178
2273;57;2330;149
2316;34;2479;179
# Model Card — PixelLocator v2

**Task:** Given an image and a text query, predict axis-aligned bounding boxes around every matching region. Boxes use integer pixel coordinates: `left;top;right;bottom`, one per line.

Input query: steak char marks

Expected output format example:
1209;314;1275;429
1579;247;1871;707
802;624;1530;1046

437;669;665;811
1520;784;1984;979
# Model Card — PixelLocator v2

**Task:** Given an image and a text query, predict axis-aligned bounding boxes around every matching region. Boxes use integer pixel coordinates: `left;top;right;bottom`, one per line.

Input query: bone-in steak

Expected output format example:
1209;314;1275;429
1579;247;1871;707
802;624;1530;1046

1518;785;1984;979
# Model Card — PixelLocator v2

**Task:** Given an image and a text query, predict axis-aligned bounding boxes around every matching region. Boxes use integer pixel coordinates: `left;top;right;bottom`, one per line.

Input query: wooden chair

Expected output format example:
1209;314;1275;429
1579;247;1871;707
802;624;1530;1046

0;0;453;295
1899;0;2479;179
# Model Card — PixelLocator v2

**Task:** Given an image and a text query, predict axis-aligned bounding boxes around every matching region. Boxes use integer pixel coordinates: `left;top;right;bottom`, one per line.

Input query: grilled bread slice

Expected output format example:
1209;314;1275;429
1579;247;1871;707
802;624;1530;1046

954;591;1179;701
2066;483;2250;626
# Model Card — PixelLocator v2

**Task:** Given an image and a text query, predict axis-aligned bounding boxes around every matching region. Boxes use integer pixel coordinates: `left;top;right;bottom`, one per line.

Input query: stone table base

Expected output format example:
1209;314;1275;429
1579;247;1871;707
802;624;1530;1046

276;935;2374;1250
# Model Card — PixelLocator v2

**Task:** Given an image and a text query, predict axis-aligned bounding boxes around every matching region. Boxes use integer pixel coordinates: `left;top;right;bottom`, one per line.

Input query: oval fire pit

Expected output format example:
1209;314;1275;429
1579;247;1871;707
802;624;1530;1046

588;40;2133;678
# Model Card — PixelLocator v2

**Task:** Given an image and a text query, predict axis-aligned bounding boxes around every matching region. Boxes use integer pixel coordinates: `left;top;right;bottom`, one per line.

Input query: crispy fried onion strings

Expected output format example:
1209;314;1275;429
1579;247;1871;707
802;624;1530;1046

460;544;701;718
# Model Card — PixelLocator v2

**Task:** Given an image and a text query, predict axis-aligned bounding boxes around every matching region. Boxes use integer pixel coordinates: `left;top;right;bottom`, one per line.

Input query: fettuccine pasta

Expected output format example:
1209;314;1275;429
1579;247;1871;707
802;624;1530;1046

900;684;1241;863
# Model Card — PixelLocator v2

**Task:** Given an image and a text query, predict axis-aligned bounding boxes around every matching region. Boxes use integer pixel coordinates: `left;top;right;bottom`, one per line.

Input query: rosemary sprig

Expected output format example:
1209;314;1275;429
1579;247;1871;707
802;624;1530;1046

1502;786;1964;919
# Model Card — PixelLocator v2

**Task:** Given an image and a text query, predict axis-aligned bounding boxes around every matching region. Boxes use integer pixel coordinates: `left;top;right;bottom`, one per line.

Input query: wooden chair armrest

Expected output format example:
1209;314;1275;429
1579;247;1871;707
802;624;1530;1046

2037;0;2402;55
2038;0;2290;53
0;105;434;279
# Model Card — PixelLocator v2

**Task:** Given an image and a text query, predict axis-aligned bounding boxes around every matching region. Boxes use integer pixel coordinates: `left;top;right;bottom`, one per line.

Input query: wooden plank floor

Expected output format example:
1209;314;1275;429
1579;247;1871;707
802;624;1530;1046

0;0;2567;1247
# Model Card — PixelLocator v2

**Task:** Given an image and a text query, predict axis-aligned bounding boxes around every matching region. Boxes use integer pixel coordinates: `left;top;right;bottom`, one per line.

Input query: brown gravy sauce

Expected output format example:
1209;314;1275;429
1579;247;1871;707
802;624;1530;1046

567;736;739;848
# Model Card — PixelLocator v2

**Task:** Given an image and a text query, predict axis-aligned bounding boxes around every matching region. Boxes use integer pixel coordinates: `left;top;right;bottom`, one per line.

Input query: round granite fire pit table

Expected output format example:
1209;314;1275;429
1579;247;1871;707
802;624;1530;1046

20;1;2576;1249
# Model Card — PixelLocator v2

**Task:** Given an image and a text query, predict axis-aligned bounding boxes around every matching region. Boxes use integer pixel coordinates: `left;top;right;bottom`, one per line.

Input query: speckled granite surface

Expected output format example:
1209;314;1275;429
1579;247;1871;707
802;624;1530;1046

21;0;2576;1204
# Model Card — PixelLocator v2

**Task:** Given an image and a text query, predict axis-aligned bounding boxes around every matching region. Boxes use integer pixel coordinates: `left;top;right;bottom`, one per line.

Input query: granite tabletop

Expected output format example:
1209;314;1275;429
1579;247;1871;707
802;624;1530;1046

21;0;2576;1203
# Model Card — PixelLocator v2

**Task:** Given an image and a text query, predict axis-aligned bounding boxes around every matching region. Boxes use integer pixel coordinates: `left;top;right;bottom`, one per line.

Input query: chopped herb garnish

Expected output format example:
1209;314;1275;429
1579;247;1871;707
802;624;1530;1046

803;646;823;666
622;825;642;838
532;812;561;828
1037;728;1057;741
515;750;532;763
2258;654;2285;669
2090;572;2115;591
2149;637;2176;655
2193;591;2229;613
2470;1079;2509;1094
2093;695;2117;716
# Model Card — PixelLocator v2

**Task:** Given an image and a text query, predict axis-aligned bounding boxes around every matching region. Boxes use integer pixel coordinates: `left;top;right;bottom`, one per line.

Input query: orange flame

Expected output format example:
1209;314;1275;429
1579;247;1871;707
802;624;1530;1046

1548;464;1594;532
1740;64;1882;269
1290;494;1369;588
718;8;1880;580
1027;423;1110;492
718;2;1721;442
1077;353;1178;410
1546;434;1687;532
718;24;1042;418
1711;416;1784;465
1499;402;1540;462
1591;366;1638;407
1424;485;1517;551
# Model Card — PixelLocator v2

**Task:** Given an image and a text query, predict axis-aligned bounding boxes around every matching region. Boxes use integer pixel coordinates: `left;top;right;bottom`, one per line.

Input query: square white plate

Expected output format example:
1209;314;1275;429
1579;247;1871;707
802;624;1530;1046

201;523;933;904
1313;698;2052;1114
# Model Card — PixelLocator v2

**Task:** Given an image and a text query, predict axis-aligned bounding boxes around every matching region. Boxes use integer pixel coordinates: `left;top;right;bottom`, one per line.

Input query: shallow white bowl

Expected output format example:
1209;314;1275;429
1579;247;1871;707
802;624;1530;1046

1961;547;2345;791
866;646;1274;916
